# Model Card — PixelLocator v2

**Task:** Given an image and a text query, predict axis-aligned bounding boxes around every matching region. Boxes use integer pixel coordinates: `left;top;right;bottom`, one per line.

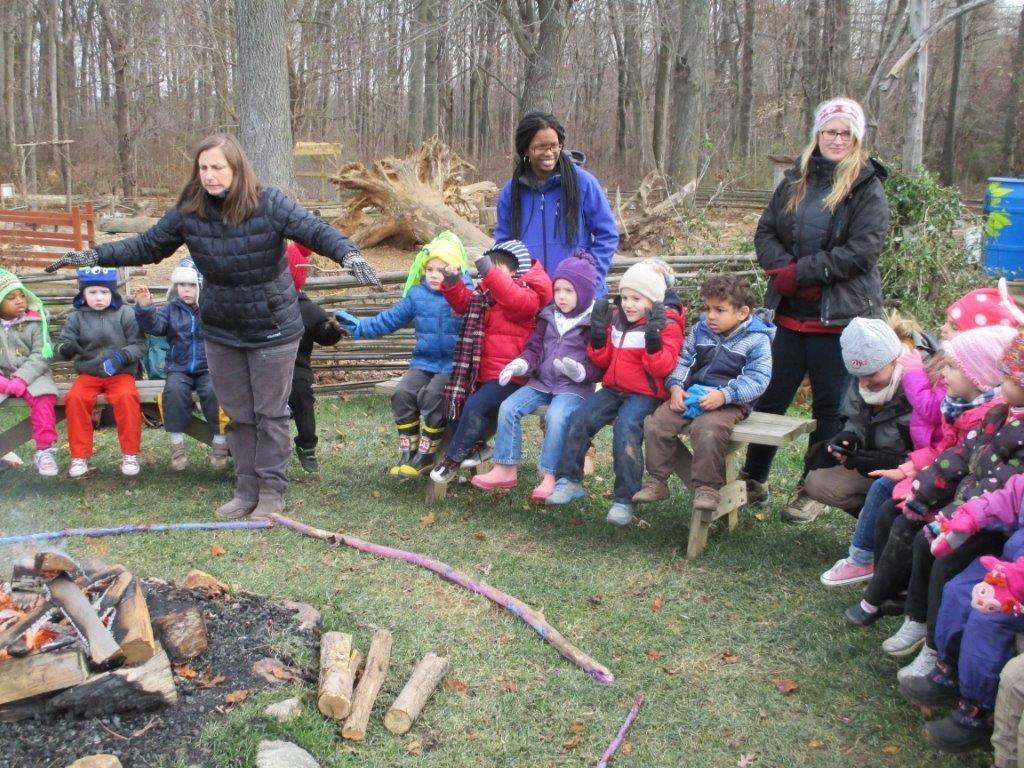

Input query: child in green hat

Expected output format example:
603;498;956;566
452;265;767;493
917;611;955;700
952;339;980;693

0;268;59;476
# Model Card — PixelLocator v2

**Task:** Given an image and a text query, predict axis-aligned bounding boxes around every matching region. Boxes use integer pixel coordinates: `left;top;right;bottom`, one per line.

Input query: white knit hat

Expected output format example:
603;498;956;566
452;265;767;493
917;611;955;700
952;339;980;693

619;261;667;304
168;259;201;302
840;317;902;375
812;97;866;143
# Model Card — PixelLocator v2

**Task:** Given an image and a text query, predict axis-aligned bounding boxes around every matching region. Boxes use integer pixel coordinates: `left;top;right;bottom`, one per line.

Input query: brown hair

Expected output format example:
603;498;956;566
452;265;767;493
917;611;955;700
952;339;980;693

177;134;261;226
784;122;870;216
701;274;756;309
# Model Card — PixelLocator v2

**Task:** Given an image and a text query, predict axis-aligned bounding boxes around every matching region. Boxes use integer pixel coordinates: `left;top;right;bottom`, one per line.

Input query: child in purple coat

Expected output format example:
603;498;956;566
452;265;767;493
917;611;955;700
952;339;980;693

471;250;602;500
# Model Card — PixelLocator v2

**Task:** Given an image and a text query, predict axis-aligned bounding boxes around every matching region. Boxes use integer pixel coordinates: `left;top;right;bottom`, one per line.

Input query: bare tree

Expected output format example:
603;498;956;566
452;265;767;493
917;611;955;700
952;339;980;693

940;0;966;185
235;0;295;191
493;0;577;113
666;0;709;184
1004;3;1024;176
735;0;754;156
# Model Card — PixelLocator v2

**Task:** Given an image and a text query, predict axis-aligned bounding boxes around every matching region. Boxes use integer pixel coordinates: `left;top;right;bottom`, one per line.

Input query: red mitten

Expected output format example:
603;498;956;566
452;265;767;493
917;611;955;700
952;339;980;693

794;285;822;302
971;555;1024;615
766;264;798;297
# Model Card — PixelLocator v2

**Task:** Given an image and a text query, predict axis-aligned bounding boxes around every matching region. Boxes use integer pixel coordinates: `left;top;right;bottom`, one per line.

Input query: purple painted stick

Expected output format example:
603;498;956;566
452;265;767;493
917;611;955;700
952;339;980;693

596;695;644;767
268;513;615;684
0;520;272;547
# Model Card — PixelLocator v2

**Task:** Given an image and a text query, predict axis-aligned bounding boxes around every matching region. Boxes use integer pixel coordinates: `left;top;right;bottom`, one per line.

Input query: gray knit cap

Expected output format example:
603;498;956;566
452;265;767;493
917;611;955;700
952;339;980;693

840;317;902;375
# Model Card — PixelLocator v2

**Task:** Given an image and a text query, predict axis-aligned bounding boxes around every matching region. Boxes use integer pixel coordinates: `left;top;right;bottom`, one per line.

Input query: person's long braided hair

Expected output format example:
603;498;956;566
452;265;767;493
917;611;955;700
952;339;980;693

510;112;580;246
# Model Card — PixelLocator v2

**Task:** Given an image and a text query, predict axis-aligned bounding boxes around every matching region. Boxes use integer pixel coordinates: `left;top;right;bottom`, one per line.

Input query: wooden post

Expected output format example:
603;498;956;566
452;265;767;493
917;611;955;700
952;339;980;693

84;201;96;246
383;652;449;734
341;628;392;740
317;631;362;720
70;204;83;250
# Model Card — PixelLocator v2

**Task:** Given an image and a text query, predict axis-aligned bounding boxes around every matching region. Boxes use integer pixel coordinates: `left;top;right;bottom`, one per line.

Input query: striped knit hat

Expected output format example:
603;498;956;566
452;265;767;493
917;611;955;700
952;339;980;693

487;240;533;276
0;268;53;358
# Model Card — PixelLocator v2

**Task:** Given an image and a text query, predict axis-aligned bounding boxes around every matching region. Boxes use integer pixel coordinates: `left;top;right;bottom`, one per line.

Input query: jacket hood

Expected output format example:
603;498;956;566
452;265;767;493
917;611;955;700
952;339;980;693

696;309;776;340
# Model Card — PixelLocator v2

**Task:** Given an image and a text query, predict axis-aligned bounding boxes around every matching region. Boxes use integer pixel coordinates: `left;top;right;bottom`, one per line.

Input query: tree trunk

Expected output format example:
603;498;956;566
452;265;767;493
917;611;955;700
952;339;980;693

422;0;440;138
666;0;709;185
622;0;646;173
651;10;672;170
20;6;37;193
1004;4;1024;175
1;11;14;153
940;0;966;186
407;0;426;146
234;0;295;191
903;0;928;172
735;0;755;156
802;0;822;121
498;0;575;114
96;1;135;200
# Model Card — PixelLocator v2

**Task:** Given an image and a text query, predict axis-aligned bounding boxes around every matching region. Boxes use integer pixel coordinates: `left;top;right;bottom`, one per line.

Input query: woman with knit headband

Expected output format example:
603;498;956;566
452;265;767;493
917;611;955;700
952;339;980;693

740;96;891;523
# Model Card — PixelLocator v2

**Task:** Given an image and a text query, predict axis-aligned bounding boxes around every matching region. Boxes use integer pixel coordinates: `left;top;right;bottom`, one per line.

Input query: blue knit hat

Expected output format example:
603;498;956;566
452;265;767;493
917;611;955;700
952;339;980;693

77;266;118;291
486;240;532;276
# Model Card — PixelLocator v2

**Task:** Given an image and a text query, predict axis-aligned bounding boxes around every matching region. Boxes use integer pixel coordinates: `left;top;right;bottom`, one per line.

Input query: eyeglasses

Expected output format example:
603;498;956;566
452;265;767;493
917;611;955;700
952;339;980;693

820;129;853;143
528;143;562;156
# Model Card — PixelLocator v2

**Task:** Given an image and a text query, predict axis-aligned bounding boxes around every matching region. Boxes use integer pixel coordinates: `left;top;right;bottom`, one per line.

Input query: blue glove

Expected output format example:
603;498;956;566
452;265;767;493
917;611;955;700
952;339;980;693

334;309;361;338
101;351;126;377
682;383;711;420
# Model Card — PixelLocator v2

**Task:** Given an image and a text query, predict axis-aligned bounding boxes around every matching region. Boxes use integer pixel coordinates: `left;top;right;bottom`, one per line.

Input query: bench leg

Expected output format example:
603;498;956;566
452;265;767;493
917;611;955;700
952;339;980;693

181;416;214;446
0;409;67;457
686;444;745;559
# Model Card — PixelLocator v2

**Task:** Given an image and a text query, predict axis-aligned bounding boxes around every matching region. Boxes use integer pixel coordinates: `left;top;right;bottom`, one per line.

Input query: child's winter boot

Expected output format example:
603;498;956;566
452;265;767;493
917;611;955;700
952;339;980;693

397;424;444;476
388;420;420;475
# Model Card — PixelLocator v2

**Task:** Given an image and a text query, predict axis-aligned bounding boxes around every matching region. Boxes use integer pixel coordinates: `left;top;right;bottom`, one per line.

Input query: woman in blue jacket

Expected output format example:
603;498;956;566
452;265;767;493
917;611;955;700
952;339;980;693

335;232;471;476
494;112;619;295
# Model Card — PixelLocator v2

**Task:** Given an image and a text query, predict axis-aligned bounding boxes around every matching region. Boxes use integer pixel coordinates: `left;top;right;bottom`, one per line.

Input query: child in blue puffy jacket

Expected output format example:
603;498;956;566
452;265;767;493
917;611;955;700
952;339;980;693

335;231;471;475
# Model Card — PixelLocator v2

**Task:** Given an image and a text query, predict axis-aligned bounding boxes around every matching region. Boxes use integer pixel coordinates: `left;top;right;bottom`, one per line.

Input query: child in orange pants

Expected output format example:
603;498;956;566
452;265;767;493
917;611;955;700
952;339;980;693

56;267;144;477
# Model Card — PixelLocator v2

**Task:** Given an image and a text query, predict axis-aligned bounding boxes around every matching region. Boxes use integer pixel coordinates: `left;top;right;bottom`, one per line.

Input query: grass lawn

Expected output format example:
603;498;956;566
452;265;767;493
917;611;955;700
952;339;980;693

0;394;990;768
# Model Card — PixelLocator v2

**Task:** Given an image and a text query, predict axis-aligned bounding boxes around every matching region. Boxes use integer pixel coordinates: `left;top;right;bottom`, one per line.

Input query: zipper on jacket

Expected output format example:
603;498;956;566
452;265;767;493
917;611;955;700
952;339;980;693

540;192;548;272
189;312;197;374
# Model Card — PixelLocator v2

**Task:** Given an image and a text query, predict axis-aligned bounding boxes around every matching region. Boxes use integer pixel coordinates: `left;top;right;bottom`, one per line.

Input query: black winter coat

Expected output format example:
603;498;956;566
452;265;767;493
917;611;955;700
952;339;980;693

95;188;358;348
756;155;890;327
293;293;343;379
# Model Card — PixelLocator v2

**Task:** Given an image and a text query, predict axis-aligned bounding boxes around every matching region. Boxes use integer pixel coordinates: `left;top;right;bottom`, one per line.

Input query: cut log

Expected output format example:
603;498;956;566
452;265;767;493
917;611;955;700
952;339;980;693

33;550;80;576
98;216;158;234
178;569;228;598
46;645;178;716
330;138;492;249
97;571;134;611
46;576;123;668
341;628;392;740
317;632;361;720
151;609;207;661
113;579;156;664
383;652;449;735
0;602;51;650
0;648;88;705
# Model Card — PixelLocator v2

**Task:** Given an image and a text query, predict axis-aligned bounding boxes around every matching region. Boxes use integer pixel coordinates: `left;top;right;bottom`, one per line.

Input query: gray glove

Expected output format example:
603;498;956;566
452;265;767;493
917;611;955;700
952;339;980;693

553;357;586;383
474;254;493;278
343;252;381;288
45;249;99;273
442;268;463;287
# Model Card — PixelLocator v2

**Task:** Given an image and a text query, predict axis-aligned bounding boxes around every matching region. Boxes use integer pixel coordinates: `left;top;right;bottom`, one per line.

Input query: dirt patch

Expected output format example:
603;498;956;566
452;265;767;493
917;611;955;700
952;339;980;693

0;582;318;768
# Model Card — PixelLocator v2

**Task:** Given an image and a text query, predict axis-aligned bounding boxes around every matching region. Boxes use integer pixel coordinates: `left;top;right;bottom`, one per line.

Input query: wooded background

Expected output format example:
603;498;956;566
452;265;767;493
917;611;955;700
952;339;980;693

1;0;1023;203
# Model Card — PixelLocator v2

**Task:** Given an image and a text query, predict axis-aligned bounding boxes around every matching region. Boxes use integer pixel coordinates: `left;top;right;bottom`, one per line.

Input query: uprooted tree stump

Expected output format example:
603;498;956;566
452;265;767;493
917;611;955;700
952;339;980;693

330;138;494;249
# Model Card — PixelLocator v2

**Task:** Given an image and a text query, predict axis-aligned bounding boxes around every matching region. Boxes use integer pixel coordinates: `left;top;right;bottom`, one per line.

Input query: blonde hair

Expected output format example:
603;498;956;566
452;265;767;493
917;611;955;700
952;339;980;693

784;122;870;216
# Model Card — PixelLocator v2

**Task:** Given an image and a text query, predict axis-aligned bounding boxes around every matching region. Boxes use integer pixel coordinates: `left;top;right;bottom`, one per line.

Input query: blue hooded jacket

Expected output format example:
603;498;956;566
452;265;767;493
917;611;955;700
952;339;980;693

134;298;208;375
494;165;619;296
357;283;464;374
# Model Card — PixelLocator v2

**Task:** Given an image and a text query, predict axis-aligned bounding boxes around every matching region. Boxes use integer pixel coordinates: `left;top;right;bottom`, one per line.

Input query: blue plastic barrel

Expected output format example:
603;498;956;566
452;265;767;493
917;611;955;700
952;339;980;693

983;177;1024;279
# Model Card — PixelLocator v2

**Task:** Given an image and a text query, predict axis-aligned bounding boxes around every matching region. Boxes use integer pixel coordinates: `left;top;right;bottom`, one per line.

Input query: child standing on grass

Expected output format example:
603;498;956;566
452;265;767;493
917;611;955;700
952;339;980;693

429;239;553;484
545;259;685;526
57;267;145;478
470;250;603;500
0;268;59;476
285;242;343;474
334;232;471;476
633;274;773;513
133;258;228;471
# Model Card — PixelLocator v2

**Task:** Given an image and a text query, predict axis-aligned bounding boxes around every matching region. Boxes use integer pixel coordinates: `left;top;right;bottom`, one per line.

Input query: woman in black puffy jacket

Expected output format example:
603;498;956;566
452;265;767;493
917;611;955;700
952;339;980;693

47;134;380;519
739;97;891;524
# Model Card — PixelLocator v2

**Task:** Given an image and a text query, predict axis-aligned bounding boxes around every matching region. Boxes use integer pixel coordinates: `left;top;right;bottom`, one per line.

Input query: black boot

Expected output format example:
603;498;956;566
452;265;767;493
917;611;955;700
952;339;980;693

397;424;444;477
899;659;960;708
388;420;420;475
295;445;319;474
924;699;993;753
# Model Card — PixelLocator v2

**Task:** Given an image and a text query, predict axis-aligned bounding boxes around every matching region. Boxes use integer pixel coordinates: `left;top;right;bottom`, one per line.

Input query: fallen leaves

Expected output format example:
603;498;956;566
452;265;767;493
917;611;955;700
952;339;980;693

721;649;740;664
562;720;586;750
405;739;423;755
444;677;469;695
198;672;225;688
807;739;824;750
736;752;756;767
419;512;436;528
881;745;900;754
172;663;198;679
651;595;664;612
646;649;666;661
252;658;301;684
772;678;800;695
210;544;226;557
587;594;604;605
224;689;250;705
472;532;487;541
500;678;519;694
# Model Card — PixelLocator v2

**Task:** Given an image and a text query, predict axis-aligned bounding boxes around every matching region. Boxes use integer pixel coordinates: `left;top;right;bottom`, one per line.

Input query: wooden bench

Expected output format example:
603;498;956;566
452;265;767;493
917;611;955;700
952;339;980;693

374;377;816;555
0;202;96;270
0;379;214;457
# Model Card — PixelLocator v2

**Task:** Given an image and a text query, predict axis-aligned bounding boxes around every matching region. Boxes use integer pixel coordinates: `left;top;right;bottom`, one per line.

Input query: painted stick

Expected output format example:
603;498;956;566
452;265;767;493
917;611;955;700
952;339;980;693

0;520;272;547
596;695;644;767
267;513;615;685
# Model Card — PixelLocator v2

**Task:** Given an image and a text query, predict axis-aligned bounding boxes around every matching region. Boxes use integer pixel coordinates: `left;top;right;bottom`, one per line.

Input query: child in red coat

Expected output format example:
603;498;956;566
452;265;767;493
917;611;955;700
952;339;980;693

546;259;685;525
429;240;553;483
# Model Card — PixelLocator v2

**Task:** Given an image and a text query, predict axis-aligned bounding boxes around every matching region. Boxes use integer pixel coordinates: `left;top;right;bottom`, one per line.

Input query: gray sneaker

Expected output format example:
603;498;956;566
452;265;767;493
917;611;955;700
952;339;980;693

897;644;939;683
545;478;586;505
214;496;258;519
605;502;635;526
882;618;927;657
782;490;826;524
252;489;285;520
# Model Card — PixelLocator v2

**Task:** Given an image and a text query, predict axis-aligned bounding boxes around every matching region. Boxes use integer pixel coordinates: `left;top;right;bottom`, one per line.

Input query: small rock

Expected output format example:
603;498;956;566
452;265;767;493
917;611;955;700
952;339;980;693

256;740;320;768
264;697;302;723
177;569;228;597
280;600;321;632
67;756;123;768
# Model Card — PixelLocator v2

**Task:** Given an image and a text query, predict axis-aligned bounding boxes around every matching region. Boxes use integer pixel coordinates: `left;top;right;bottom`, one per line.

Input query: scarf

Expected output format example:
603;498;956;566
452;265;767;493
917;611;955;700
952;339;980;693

553;302;593;336
940;386;1001;423
442;288;494;420
859;363;904;405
